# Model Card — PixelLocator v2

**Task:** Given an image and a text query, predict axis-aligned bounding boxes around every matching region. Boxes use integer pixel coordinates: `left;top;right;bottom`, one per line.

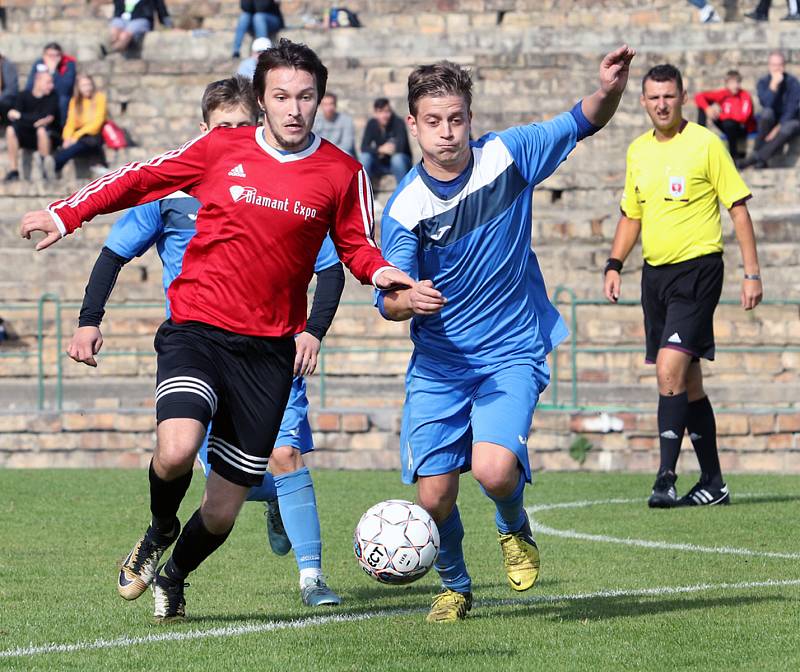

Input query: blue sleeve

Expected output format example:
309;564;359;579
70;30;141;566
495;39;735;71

104;201;164;259
373;213;419;319
570;100;601;141
313;234;340;272
780;79;800;124
497;111;578;186
757;77;774;109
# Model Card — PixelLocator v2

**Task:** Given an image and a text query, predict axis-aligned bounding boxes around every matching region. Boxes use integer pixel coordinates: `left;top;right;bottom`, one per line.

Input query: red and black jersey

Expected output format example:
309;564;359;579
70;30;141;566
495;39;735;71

48;126;392;337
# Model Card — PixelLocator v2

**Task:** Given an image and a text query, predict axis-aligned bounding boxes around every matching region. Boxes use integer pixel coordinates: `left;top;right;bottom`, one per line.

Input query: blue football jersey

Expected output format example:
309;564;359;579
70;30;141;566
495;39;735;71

105;192;340;318
378;112;577;366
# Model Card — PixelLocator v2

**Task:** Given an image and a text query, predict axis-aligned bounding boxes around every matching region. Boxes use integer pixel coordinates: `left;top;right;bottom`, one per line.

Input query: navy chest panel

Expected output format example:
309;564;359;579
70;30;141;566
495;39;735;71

160;197;200;232
417;163;528;250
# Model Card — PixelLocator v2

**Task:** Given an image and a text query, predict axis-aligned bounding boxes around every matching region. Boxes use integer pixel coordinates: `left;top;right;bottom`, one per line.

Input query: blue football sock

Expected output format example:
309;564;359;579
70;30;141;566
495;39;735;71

434;505;471;594
246;471;277;502
274;467;322;572
483;471;526;534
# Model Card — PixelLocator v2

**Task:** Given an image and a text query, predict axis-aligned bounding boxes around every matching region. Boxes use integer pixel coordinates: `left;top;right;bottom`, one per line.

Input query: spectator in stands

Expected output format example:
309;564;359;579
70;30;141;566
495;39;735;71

360;98;412;188
25;42;75;126
4;71;60;183
313;92;356;157
236;36;272;80
745;0;800;20
0;52;19;125
54;74;108;177
695;70;755;158
232;0;284;59
103;0;173;57
686;0;722;22
737;51;800;169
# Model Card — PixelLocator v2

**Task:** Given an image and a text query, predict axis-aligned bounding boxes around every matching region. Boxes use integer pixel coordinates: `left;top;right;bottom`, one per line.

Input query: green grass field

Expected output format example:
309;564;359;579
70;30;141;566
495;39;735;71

1;469;798;671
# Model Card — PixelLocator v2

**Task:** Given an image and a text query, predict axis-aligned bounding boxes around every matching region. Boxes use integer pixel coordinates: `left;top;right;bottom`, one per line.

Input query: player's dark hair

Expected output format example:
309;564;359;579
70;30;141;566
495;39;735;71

373;97;390;110
253;38;328;102
43;42;62;53
407;61;473;117
642;64;684;94
201;76;259;124
725;70;742;81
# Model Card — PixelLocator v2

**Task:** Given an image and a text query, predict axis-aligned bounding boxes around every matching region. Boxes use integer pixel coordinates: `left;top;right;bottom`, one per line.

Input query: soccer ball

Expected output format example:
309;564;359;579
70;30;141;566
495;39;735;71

353;499;440;585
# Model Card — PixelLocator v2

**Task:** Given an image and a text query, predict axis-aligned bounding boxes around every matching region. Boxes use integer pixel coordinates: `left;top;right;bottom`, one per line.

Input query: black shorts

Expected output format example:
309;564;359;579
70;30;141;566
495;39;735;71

154;320;295;487
12;121;58;150
641;252;724;363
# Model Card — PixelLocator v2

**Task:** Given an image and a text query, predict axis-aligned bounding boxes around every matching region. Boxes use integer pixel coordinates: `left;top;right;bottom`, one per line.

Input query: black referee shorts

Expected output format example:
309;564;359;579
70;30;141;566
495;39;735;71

154;320;295;487
641;252;724;364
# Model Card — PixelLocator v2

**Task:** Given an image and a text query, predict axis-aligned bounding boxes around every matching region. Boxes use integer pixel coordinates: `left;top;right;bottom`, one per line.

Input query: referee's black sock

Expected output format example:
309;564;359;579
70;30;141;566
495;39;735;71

686;396;723;487
149;460;192;536
657;391;689;474
165;509;232;580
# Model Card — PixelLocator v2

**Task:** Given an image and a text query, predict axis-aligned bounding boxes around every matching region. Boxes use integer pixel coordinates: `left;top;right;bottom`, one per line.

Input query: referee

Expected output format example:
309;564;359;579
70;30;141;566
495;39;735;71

604;64;763;508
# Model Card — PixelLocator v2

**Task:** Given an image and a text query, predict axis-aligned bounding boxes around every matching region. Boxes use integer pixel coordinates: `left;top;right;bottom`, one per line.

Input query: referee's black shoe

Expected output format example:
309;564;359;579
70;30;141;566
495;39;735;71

678;477;730;507
648;471;678;508
153;568;188;623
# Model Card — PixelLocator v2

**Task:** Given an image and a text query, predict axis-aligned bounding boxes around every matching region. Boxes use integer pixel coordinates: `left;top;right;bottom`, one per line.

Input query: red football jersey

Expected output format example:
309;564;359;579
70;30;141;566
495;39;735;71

48;127;393;337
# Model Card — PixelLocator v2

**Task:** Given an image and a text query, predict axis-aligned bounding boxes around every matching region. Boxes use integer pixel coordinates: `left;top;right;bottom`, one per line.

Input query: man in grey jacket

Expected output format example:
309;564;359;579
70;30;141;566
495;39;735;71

312;92;356;157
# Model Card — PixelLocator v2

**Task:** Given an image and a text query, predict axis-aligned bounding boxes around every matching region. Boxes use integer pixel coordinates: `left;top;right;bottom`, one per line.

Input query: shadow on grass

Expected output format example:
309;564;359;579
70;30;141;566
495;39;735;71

732;494;800;507
476;593;789;622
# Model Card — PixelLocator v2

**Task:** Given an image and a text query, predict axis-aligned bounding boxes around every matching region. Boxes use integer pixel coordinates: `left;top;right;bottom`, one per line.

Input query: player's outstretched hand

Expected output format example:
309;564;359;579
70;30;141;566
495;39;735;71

407;279;446;316
67;326;103;367
741;278;763;311
604;270;621;303
295;331;321;376
20;210;62;251
599;45;636;96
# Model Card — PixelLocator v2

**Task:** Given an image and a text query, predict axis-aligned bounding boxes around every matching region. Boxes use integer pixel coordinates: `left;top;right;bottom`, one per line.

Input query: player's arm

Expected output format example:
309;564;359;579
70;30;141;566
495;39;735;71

729;204;762;311
603;214;641;303
375;214;445;322
19;132;211;251
330;168;416;291
297;236;347;376
580;45;635;129
67;202;164;367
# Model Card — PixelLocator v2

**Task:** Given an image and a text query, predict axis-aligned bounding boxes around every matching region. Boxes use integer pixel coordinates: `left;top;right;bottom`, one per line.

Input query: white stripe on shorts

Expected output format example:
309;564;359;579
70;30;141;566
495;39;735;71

155;376;218;415
207;436;269;476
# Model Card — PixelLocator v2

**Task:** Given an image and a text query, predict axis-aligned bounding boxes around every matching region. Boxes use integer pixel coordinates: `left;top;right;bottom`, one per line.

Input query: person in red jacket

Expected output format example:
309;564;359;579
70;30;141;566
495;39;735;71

19;39;418;623
695;70;756;158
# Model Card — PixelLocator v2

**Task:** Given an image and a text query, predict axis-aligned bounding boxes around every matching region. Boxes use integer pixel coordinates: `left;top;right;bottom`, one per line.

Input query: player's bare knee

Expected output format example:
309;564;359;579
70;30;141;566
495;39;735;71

198;503;237;536
473;467;516;498
269;445;302;475
416;481;457;523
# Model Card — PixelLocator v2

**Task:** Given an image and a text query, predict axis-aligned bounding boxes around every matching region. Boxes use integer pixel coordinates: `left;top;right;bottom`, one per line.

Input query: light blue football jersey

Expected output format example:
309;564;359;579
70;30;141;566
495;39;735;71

377;112;577;366
105;192;340;317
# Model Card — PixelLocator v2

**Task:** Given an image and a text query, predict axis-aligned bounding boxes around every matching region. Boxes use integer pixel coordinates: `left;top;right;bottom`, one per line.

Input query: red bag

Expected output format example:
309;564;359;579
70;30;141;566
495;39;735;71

101;120;128;149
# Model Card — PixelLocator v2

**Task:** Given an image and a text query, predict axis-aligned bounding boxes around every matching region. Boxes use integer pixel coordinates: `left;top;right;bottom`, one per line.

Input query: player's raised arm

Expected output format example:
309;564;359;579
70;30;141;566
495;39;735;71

581;45;636;128
20;132;211;250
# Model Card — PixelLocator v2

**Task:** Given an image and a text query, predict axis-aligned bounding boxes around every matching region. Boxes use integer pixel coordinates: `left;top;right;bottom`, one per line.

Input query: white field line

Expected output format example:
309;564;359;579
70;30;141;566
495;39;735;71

526;495;800;560
3;579;800;659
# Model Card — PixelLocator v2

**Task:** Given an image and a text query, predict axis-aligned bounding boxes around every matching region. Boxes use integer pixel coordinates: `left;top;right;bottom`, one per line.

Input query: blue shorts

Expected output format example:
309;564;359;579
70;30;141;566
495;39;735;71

400;355;550;485
197;376;313;476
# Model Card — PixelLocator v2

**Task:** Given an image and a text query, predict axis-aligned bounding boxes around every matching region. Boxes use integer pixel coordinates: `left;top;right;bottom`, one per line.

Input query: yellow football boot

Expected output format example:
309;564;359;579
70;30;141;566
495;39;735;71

498;515;540;592
425;588;473;623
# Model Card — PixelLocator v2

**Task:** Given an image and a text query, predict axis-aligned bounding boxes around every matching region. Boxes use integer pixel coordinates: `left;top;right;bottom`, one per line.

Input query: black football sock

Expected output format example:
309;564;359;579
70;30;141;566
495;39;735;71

657;391;689;474
686;396;723;487
149;460;192;535
165;509;233;580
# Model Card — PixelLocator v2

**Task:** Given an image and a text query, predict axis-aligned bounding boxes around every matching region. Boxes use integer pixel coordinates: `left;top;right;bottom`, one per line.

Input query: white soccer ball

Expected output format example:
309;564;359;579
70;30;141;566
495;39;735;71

353;499;440;585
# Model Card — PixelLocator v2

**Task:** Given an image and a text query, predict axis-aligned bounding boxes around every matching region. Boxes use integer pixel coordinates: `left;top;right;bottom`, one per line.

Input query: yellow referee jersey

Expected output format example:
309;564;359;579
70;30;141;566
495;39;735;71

620;121;751;266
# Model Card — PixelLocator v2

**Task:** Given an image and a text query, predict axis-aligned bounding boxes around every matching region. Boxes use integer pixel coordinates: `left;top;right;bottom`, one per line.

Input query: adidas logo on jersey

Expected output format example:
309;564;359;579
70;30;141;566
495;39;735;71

667;332;682;344
228;163;246;178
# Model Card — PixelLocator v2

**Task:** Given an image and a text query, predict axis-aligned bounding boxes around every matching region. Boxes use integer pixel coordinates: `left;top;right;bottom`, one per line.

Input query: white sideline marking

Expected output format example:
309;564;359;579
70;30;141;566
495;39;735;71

2;579;799;659
527;496;800;560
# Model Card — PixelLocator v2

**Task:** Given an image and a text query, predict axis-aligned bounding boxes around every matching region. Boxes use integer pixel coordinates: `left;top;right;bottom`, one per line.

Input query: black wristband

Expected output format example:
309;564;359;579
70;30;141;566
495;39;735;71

604;258;623;275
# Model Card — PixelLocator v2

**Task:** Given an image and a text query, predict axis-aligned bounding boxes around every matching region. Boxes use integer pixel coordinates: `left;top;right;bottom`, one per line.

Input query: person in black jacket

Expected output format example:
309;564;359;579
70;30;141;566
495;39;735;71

232;0;284;59
0;52;19;125
5;71;60;182
360;98;412;189
104;0;173;57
